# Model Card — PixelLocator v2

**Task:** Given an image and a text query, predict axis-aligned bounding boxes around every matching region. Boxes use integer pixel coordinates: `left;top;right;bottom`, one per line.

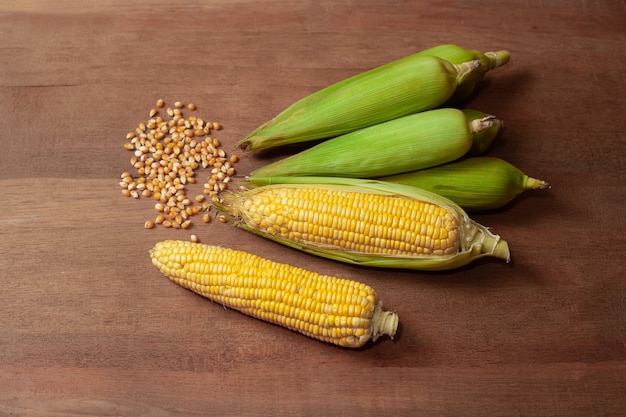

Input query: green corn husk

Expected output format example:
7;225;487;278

214;176;511;271
239;45;510;152
418;44;510;105
248;108;499;180
238;54;483;151
379;157;550;211
462;109;504;156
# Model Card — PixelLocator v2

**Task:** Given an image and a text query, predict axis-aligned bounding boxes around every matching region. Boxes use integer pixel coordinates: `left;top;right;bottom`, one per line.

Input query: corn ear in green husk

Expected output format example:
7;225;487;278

379;157;550;211
249;108;499;180
214;176;510;271
238;55;482;151
418;44;510;105
462;109;504;156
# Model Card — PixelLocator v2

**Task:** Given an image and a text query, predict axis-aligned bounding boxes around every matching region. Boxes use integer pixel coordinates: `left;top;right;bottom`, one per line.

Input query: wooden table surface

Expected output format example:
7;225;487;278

1;1;625;416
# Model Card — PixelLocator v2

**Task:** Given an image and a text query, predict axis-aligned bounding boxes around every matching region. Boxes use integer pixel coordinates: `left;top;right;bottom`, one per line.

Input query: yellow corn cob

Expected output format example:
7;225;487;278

238;54;482;151
379;157;550;211
248;108;498;180
150;240;398;348
215;177;510;270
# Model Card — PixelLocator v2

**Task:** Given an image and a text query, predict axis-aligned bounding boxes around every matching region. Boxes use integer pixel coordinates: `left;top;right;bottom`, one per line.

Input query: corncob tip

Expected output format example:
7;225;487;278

238;136;256;151
238;137;255;151
485;50;511;70
238;140;250;151
469;115;497;134
454;59;483;85
523;176;551;190
371;304;399;342
481;234;511;262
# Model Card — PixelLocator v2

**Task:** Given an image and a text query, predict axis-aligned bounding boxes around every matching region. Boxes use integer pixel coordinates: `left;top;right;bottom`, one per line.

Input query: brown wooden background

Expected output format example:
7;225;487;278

1;1;625;416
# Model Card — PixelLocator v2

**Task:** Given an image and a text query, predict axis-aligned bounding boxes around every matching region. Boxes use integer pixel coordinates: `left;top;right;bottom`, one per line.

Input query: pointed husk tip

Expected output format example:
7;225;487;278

524;176;551;190
485;50;511;69
482;234;511;262
469;115;497;134
455;59;482;85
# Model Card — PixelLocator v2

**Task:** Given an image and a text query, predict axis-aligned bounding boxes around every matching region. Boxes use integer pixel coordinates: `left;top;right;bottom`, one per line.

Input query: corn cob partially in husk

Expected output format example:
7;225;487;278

379;157;550;211
151;240;398;348
215;177;510;271
238;55;482;151
248;108;500;180
417;44;510;105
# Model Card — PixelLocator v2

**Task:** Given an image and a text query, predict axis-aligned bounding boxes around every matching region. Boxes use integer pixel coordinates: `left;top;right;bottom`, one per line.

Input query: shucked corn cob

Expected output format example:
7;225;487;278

150;240;398;348
379;157;550;211
238;55;482;151
215;177;510;270
248;108;499;180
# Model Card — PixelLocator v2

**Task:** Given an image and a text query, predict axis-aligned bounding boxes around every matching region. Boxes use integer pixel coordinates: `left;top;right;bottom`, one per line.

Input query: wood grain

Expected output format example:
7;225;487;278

1;1;625;416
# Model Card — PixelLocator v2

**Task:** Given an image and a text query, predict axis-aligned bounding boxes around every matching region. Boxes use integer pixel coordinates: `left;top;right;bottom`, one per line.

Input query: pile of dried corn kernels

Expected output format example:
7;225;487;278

118;99;238;237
